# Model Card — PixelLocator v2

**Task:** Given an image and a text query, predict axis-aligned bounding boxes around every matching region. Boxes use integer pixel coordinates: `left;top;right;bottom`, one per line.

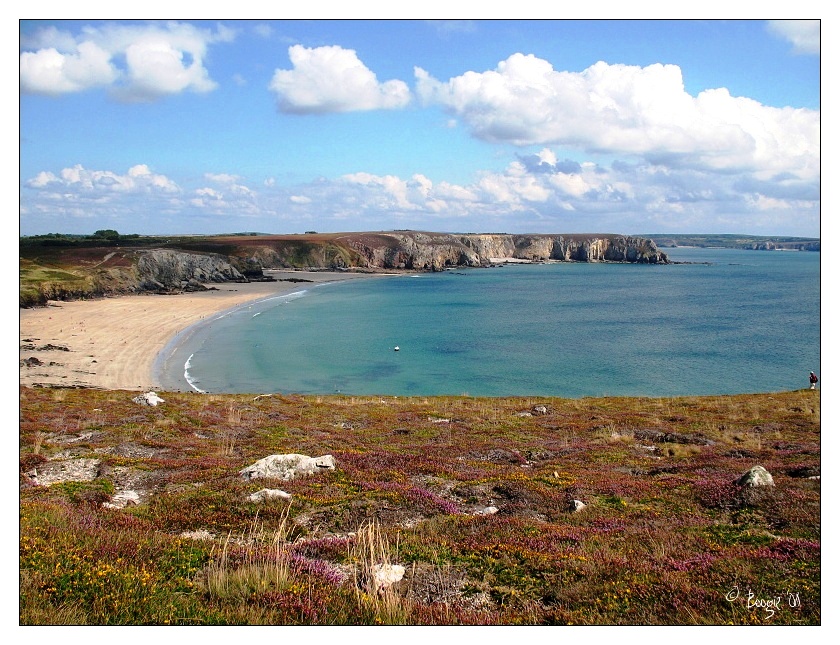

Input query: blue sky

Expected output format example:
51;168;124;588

19;17;821;237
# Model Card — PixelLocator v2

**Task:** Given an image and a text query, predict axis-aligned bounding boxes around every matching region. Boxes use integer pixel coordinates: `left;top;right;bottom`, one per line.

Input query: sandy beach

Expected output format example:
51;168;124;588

19;270;388;391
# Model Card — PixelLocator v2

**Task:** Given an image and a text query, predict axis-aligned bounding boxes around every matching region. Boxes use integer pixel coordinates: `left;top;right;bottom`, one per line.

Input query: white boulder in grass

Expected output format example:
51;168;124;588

371;564;406;591
239;453;336;481
133;392;165;406
737;465;775;487
248;488;292;502
103;490;141;509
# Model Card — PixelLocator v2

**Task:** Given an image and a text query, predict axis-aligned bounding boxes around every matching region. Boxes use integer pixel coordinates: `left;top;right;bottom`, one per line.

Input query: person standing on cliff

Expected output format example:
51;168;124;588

809;371;818;389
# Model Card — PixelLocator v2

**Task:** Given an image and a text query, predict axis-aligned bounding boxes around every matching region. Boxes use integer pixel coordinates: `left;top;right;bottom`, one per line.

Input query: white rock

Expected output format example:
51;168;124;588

29;458;101;486
239;453;336;481
103;490;140;509
475;506;499;515
180;529;215;541
133;392;165;406
737;465;775;487
248;488;292;502
371;564;405;591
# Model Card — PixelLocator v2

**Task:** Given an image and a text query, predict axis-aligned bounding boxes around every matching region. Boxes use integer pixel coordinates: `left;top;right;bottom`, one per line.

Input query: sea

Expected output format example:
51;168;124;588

154;247;821;398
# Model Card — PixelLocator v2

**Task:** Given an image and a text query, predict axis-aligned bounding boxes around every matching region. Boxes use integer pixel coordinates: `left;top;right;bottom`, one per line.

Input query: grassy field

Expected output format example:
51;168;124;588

19;386;820;625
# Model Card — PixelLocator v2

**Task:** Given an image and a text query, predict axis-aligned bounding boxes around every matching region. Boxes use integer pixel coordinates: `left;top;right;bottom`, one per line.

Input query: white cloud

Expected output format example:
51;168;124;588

195;187;224;200
22;163;184;231
20;41;117;95
120;37;215;101
767;20;820;55
269;45;411;114
20;22;232;100
26;163;179;194
22;146;820;237
205;173;242;184
414;56;820;184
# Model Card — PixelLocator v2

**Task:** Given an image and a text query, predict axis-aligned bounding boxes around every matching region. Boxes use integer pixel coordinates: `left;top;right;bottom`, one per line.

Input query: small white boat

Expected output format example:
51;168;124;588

394;346;400;352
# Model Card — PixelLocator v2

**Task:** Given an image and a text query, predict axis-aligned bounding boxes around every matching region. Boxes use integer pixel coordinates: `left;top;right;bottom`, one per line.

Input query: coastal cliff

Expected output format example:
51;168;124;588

290;232;669;271
20;231;668;306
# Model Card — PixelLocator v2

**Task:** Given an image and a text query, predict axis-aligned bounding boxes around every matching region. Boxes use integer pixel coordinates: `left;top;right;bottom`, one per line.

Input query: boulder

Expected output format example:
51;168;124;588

571;499;586;512
180;529;215;541
103;490;141;509
239;453;336;481
736;465;774;487
371;564;406;592
248;488;292;502
29;458;101;486
133;392;165;406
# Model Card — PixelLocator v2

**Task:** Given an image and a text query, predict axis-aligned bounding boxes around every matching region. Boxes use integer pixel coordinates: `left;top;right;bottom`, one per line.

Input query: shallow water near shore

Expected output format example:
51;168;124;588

156;247;820;397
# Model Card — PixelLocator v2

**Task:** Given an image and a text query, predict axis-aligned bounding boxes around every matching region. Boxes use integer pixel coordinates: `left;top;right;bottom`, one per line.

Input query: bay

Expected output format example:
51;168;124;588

156;247;821;398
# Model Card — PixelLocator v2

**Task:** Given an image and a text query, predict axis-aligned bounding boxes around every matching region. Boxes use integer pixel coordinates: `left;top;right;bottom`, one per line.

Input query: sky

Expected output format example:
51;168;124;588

18;16;822;238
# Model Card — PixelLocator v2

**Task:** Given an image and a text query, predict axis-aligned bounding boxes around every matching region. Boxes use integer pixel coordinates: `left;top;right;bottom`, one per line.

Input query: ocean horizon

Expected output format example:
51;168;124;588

155;247;820;398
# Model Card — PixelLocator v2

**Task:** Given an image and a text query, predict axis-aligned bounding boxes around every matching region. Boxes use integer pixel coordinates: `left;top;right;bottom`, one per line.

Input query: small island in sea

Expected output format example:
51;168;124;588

19;230;820;626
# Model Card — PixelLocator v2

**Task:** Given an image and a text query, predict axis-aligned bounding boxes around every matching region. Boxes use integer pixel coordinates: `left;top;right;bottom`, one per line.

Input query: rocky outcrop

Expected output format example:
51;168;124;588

136;249;248;291
736;465;775;487
27;458;101;486
248;488;292;502
132;392;165;407
338;232;668;271
745;241;821;251
20;231;670;307
239;453;336;481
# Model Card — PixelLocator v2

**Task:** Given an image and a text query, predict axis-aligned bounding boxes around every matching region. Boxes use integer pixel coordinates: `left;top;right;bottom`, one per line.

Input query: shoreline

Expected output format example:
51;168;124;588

19;270;392;392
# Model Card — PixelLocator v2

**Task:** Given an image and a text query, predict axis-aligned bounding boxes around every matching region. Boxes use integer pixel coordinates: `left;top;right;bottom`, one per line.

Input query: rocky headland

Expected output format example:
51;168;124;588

20;231;669;307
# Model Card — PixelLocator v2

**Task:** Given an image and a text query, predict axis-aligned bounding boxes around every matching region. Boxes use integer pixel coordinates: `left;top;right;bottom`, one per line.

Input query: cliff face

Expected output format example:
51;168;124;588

20;232;669;306
134;234;668;286
136;249;248;291
327;232;669;271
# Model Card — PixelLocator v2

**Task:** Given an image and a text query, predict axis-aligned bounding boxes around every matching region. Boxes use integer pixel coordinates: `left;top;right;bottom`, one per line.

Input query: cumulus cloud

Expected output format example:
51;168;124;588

414;56;819;184
767;20;820;55
22;163;186;230
191;173;257;211
22;141;819;236
26;163;179;193
20;22;232;100
20;41;117;95
269;45;411;113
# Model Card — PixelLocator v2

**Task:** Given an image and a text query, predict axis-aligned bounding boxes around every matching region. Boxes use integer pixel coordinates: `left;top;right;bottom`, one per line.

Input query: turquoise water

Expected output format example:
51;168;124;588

156;247;821;397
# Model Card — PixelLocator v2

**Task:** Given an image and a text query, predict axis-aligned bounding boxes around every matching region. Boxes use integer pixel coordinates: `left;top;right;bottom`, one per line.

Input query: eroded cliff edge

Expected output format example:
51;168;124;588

249;232;669;272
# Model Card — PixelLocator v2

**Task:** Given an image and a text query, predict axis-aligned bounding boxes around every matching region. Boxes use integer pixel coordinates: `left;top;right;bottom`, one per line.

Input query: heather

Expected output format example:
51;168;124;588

19;387;820;625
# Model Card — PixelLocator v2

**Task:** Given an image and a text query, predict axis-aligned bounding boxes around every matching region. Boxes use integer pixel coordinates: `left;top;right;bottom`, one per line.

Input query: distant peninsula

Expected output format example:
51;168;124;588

20;231;669;307
644;233;819;252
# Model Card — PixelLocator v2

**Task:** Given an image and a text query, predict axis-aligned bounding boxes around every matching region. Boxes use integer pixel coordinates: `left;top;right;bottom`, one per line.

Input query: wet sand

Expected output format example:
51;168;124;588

19;271;389;391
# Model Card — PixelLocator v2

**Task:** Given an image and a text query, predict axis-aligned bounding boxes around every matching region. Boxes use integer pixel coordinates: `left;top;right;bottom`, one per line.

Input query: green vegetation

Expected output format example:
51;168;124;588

20;387;820;625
